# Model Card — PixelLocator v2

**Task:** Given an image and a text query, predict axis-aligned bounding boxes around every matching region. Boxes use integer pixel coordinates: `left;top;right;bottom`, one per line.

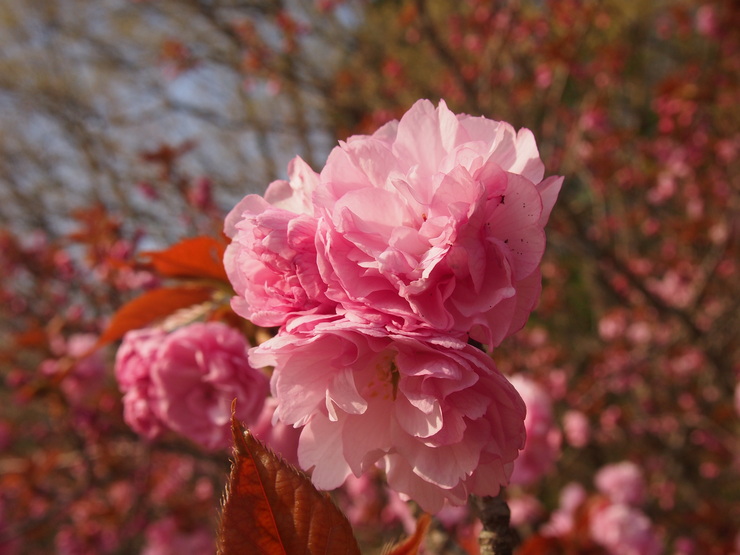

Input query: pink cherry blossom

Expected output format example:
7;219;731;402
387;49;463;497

115;322;269;450
541;482;587;537
563;409;591;448
40;333;106;407
508;494;544;527
589;503;662;555
314;99;562;346
224;100;562;345
594;461;646;507
224;156;329;327
249;316;526;513
508;375;562;485
115;327;169;439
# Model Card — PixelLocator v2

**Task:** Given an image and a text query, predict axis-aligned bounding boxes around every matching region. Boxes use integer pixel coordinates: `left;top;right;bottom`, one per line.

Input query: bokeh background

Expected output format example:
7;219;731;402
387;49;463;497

1;0;738;553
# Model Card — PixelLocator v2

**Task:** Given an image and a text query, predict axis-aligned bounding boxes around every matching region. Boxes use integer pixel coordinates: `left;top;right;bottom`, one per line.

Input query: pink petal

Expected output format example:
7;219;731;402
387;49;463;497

298;416;352;489
326;368;367;421
395;393;443;438
536;175;564;226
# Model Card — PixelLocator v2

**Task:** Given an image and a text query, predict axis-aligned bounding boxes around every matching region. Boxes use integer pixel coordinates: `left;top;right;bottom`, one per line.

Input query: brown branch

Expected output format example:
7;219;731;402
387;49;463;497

473;493;516;555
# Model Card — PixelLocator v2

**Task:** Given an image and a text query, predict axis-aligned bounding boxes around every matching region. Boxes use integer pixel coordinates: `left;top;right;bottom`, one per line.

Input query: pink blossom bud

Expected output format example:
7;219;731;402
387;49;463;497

594;461;646;507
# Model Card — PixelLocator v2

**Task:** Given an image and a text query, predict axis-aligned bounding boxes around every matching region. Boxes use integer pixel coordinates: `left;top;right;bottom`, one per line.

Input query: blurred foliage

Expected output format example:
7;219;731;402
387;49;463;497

1;0;738;553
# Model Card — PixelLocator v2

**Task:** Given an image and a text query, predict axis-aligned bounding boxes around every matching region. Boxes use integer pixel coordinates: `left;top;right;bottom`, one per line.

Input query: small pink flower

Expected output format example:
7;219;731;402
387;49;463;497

509;494;544;527
508;375;561;485
115;322;269;450
224;156;329;327
115;328;168;439
589;503;662;555
594;461;646;507
40;333;106;406
314;100;562;347
563;409;591;448
695;5;718;38
249;317;526;513
541;482;587;537
187;176;214;211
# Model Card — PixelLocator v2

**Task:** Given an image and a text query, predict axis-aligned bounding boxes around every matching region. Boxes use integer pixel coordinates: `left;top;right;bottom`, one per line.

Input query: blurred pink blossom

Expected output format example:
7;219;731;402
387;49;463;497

695;5;718;38
41;333;106;406
541;482;587;537
589;503;662;555
339;473;382;529
115;327;170;439
598;309;627;341
115;322;269;450
563;409;590;448
434;503;470;531
141;517;213;555
594;461;646;507
509;494;544;527
508;375;561;485
187;176;214;211
249;316;526;513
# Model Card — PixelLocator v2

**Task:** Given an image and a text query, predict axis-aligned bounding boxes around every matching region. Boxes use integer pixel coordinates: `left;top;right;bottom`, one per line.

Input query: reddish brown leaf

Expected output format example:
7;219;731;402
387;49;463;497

97;285;214;347
142;236;229;282
383;513;431;555
218;414;361;555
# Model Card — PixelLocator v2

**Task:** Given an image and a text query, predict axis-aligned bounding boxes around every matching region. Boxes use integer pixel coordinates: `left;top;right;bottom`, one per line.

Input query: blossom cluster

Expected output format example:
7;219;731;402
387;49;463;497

115;322;269;451
224;99;562;511
540;462;662;555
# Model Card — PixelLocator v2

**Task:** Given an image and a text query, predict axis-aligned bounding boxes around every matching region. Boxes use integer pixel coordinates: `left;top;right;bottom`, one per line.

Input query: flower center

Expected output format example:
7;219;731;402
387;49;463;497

365;354;400;401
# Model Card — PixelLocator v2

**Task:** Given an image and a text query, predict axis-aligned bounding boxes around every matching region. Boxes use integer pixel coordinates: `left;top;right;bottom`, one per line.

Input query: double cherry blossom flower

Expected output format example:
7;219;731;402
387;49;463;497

224;99;562;511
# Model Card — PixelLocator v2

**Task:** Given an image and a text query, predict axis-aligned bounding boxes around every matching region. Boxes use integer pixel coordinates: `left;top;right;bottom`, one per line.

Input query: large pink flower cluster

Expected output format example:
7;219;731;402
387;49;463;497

224;99;562;511
115;322;269;451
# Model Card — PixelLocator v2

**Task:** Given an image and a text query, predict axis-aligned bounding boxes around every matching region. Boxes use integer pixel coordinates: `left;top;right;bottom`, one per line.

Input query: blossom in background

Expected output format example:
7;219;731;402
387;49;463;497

563;409;591;448
541;482;588;537
589;503;662;555
594;461;646;507
141;517;213;555
249;316;526;513
40;333;106;407
508;375;561;486
508;494;544;527
225;99;562;512
115;327;169;439
540;465;662;554
115;322;269;450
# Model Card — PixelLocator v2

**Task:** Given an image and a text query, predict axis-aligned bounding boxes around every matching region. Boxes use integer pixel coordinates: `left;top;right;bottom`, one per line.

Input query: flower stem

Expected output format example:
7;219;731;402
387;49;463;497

474;492;516;555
